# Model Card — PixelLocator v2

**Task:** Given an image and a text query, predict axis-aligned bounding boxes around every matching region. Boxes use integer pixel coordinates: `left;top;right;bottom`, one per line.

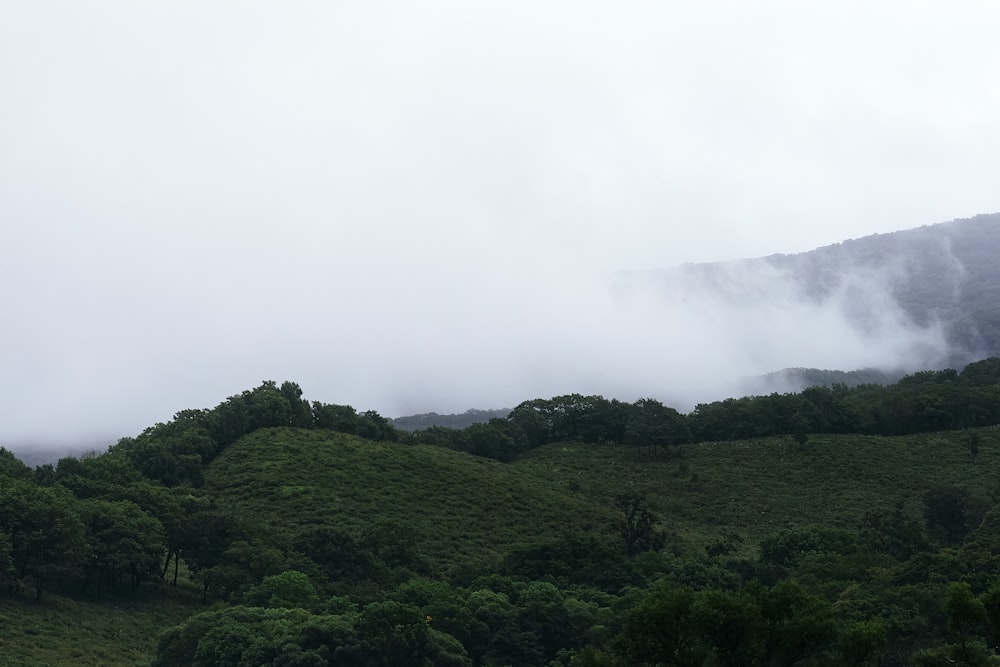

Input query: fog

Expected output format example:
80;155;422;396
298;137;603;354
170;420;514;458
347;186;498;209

2;2;998;450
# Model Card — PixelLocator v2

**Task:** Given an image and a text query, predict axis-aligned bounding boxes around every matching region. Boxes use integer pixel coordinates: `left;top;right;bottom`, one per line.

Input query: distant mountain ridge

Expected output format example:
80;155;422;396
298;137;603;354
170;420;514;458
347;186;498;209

396;214;1000;422
762;213;1000;363
630;213;1000;393
391;408;511;432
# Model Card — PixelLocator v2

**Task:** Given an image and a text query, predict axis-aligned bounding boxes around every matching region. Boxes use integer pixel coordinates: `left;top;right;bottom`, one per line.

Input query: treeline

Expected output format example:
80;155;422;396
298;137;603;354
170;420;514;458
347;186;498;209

7;428;1000;665
4;361;1000;664
85;358;1000;485
110;380;398;487
410;358;1000;461
0;380;399;601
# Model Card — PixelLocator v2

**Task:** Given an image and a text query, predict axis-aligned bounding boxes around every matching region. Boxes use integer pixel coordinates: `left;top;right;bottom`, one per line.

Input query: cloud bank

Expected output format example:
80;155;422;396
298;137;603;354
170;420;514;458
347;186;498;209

1;2;996;449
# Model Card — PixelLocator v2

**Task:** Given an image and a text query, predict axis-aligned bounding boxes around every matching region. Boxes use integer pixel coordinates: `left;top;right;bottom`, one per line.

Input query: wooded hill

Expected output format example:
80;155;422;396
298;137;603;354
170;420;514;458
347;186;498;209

4;362;1000;665
632;213;1000;392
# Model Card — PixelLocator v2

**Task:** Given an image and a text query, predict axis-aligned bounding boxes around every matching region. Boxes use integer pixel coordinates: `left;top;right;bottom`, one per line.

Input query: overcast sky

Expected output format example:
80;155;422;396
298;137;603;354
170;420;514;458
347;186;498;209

2;1;999;449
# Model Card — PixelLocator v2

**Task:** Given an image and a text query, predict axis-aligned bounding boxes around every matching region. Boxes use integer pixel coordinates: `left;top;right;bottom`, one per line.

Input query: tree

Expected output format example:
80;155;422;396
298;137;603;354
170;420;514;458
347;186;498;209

614;490;666;556
945;582;987;651
756;580;837;666
79;498;166;594
0;480;87;598
691;588;764;666
245;570;320;610
967;431;982;464
0;447;31;480
625;398;691;457
617;584;704;666
860;504;928;561
923;487;988;546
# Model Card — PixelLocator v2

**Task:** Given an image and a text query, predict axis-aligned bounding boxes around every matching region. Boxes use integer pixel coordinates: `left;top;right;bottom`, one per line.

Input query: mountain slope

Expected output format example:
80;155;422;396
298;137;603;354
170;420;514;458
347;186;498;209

624;213;1000;393
202;425;1000;571
764;213;1000;362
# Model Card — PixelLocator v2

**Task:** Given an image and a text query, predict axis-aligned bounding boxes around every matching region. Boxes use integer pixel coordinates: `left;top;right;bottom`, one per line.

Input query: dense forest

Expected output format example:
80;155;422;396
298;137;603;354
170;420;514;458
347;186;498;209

4;359;1000;665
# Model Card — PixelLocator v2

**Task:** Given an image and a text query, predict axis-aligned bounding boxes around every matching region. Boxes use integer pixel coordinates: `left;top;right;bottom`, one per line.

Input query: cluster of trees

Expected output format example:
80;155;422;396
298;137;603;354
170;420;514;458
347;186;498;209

409;395;691;461
408;358;1000;462
110;380;397;487
141;485;1000;665
6;421;1000;665
0;451;172;599
93;359;1000;485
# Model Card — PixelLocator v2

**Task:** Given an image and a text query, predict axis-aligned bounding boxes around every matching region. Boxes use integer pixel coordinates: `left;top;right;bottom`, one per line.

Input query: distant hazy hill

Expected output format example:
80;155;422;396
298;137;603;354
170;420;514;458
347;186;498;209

391;408;510;432
764;213;1000;362
742;366;906;394
632;213;1000;393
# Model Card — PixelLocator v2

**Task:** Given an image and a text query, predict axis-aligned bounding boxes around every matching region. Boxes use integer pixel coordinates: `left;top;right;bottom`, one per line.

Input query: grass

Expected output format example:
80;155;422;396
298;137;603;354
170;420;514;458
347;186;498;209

4;425;997;663
204;426;1000;572
0;589;199;667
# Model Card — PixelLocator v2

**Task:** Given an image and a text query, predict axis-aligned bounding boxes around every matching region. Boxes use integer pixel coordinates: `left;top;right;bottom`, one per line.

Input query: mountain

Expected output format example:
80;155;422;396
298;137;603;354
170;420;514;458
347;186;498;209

390;408;511;432
763;213;1000;362
627;213;1000;393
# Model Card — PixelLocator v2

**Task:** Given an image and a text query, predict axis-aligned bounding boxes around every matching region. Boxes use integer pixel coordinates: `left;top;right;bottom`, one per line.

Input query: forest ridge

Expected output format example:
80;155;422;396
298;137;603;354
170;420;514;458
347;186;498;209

4;357;1000;664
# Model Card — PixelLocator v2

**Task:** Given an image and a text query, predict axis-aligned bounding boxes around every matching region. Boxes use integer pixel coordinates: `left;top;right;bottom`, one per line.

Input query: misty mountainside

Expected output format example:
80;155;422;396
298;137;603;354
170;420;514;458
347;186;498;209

625;213;1000;393
391;408;511;432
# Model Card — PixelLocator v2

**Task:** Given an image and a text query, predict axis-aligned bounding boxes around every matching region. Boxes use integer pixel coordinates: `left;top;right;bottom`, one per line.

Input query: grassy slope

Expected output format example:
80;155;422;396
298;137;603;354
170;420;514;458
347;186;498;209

0;591;198;667
3;426;997;664
205;426;1000;570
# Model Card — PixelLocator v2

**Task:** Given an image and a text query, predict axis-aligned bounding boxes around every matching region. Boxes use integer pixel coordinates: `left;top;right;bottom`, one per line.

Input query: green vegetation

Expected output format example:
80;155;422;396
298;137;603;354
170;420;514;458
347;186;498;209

4;362;1000;664
0;592;196;666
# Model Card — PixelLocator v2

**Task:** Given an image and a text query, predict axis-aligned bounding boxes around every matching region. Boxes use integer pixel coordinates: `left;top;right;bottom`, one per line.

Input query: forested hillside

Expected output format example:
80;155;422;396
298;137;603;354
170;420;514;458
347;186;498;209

631;213;1000;393
767;213;1000;363
3;365;1000;665
391;409;511;433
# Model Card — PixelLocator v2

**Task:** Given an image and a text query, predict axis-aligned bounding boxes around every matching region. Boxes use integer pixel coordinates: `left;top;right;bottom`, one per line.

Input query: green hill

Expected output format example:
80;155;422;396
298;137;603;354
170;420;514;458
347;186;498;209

204;426;1000;570
5;372;1000;665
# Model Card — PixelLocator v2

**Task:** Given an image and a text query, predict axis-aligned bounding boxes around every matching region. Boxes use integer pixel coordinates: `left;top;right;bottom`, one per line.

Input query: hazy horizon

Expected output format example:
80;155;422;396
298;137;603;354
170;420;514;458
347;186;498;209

3;2;999;450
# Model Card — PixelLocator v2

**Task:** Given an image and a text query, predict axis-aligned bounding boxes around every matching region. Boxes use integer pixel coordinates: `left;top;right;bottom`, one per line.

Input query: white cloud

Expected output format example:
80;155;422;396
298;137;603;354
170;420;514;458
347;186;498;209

0;1;997;446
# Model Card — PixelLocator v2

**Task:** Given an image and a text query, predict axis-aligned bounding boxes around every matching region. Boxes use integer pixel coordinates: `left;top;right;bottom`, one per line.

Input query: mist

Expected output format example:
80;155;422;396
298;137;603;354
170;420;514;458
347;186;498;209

0;243;952;451
1;2;997;452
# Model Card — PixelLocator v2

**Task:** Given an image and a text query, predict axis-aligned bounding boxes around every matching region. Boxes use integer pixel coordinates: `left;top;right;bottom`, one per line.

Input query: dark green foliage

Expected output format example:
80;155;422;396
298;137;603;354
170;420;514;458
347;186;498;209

0;480;87;598
154;602;472;667
392;408;512;432
759;525;862;570
503;533;635;592
625;398;692;455
614;490;666;556
923;486;989;546
79;498;166;592
244;570;320;610
6;368;1000;664
859;503;928;561
0;447;32;479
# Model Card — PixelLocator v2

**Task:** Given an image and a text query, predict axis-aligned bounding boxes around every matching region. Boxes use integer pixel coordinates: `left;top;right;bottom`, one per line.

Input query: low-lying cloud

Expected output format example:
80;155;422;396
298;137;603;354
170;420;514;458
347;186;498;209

1;237;953;454
2;2;995;454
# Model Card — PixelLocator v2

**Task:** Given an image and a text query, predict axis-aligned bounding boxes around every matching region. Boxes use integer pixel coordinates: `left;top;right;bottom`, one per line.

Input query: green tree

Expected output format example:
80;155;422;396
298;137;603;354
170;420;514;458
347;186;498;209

835;619;887;666
0;480;87;598
79;498;166;593
625;398;692;456
616;584;704;666
691;588;764;666
0;447;31;480
924;486;988;546
613;490;666;556
756;579;836;666
245;570;320;610
945;582;988;651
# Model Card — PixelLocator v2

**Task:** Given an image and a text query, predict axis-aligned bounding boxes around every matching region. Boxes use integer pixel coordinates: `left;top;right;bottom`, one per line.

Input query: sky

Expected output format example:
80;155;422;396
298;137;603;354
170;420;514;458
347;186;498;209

2;1;999;450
